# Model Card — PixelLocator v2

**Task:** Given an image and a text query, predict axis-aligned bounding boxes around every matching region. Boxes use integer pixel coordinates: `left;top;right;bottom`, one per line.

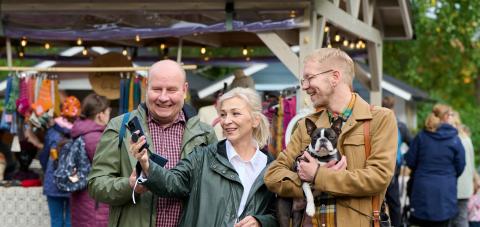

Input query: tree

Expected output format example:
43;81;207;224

383;0;480;152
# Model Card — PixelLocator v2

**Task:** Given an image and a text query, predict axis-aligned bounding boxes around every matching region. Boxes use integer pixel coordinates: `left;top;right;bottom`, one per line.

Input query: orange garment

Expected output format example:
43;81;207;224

31;79;53;116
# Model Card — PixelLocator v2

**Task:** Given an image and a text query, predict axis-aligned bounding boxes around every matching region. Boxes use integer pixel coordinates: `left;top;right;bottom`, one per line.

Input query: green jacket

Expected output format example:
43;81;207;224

87;104;217;227
144;140;278;227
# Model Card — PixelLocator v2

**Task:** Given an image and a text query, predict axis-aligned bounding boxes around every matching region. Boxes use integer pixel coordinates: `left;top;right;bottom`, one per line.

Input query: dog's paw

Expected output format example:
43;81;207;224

306;203;315;217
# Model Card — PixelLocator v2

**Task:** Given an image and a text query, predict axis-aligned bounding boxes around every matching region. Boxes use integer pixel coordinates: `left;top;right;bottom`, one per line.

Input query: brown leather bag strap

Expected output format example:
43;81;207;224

364;105;380;227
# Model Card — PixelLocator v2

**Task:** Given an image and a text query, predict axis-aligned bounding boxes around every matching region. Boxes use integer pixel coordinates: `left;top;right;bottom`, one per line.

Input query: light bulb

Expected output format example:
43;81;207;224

324;26;330;33
82;48;88;56
21;39;27;47
135;35;140;42
122;48;128;56
242;46;248;56
160;43;166;50
44;43;50;49
200;46;206;55
343;40;349;47
334;34;341;42
77;38;82;46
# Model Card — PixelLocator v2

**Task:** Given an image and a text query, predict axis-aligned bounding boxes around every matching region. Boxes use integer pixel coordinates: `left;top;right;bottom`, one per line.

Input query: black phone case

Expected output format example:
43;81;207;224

135;153;169;178
126;116;149;151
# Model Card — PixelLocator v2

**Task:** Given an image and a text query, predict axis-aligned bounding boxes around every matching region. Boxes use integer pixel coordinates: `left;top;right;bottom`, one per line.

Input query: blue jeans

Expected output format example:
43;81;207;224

47;196;71;227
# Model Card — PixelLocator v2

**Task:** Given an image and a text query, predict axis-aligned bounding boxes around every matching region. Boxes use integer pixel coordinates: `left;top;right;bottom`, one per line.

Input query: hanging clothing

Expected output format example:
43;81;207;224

275;97;284;154
133;77;141;109
282;97;296;149
31;79;53;116
119;77;125;115
128;76;134;112
53;79;61;117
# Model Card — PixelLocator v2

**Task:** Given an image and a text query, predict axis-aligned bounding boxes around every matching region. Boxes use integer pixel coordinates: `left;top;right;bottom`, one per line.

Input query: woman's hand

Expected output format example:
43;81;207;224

234;216;260;227
130;135;149;175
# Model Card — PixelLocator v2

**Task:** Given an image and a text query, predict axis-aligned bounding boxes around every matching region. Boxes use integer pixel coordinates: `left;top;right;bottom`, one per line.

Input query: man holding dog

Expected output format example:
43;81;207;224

88;60;217;227
264;48;398;226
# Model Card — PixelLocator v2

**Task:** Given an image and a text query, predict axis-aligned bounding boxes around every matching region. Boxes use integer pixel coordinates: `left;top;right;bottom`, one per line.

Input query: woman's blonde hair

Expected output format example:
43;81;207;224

425;104;452;132
217;87;270;147
451;111;469;137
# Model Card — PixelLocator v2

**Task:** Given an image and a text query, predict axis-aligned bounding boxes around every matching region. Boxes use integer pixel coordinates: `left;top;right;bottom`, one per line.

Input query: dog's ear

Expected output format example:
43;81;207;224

305;118;317;136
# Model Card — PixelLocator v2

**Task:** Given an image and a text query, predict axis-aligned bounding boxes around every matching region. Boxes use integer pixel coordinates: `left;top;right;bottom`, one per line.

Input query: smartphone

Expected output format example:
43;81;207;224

125;116;149;151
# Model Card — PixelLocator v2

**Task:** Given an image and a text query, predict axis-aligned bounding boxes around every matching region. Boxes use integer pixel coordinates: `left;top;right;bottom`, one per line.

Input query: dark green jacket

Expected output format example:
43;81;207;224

87;104;217;227
144;140;278;227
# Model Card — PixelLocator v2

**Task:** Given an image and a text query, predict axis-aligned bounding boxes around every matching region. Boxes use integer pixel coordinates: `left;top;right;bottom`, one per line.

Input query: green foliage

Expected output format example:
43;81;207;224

383;0;480;153
0;59;38;80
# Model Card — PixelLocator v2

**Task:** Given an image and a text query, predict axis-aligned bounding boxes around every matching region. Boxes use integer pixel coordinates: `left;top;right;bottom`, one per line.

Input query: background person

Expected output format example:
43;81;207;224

405;104;465;227
70;93;111;227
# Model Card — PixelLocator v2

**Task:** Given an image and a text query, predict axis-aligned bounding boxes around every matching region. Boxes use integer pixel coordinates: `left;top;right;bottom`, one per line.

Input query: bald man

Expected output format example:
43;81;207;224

88;60;217;227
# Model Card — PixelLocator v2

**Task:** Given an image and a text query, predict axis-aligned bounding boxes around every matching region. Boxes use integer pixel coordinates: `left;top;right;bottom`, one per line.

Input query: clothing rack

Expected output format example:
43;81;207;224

0;65;197;73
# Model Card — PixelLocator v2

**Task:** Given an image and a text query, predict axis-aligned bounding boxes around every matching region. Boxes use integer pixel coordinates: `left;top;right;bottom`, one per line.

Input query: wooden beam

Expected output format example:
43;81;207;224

345;0;361;19
367;41;382;105
314;0;382;44
257;32;299;78
0;65;197;72
316;16;327;49
1;1;310;12
182;34;222;48
6;38;12;68
398;0;414;39
354;62;371;90
362;0;375;26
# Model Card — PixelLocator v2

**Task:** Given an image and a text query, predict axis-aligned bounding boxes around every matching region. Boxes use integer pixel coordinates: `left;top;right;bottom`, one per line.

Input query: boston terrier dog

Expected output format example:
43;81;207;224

302;118;341;217
276;118;341;227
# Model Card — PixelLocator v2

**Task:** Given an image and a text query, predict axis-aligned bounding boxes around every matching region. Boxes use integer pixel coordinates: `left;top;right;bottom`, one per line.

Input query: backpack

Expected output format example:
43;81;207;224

53;136;91;192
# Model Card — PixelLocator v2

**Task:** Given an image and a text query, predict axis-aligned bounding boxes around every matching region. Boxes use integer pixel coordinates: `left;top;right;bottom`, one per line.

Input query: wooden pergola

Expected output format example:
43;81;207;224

1;0;413;107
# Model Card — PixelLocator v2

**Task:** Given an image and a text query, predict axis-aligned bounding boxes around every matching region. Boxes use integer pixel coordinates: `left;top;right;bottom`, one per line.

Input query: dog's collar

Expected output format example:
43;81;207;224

304;147;323;159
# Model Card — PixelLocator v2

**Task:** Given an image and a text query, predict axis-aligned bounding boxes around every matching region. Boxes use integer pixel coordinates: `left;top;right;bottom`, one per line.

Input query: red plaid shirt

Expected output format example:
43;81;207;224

148;112;185;227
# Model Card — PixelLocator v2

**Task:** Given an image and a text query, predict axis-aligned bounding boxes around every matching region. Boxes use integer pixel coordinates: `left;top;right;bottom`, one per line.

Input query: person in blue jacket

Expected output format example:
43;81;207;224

405;104;465;227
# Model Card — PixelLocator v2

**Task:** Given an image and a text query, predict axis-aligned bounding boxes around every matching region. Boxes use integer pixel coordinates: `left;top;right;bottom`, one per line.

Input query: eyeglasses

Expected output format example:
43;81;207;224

300;69;334;87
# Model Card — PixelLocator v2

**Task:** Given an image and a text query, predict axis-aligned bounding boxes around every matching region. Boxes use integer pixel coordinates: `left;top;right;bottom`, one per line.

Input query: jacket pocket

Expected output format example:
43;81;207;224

342;134;366;169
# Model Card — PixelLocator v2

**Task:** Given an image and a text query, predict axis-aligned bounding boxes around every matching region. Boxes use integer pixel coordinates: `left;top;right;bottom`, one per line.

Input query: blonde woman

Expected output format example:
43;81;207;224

131;87;277;227
405;104;466;227
451;111;476;227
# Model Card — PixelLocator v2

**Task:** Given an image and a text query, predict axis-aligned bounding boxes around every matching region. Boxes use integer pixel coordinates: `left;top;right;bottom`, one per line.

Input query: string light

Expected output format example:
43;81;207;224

44;43;50;50
19;51;24;58
20;37;27;47
82;47;88;56
343;40;349;47
160;43;166;50
349;42;355;49
242;46;248;56
200;46;206;55
122;47;128;56
334;34;341;42
324;26;330;33
77;38;82;46
289;10;296;18
135;34;141;42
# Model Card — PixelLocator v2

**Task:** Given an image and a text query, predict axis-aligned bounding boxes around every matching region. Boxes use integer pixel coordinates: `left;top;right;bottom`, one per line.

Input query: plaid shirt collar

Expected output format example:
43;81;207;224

147;111;186;128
